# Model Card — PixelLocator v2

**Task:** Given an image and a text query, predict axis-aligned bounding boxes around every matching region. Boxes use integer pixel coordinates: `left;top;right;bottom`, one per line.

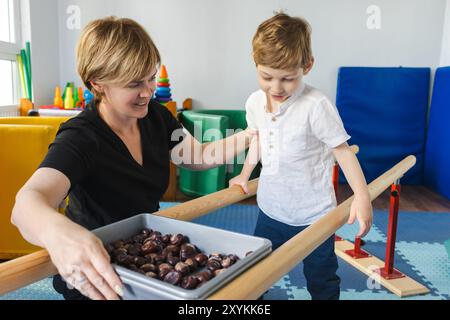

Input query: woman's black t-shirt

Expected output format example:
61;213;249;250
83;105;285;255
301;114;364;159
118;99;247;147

40;99;184;230
41;100;185;300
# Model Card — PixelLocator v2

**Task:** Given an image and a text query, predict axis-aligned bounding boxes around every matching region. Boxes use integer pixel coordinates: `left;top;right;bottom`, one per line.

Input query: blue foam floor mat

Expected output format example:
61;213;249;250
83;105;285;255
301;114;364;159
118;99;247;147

2;203;449;300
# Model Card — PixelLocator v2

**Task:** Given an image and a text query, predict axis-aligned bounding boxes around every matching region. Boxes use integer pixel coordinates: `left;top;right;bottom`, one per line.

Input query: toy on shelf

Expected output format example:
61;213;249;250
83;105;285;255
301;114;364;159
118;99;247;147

62;82;71;101
64;87;74;110
84;89;94;106
39;84;89;115
154;65;173;106
53;86;63;109
77;87;85;108
73;87;80;108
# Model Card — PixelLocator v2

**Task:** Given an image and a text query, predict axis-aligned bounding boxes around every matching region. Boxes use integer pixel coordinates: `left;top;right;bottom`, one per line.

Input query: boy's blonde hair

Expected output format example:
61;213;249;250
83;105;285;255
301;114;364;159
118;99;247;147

252;13;313;70
77;17;161;101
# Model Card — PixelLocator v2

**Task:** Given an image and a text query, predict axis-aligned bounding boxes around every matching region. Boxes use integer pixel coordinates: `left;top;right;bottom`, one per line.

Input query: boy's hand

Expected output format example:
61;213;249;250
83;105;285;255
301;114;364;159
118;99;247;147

347;195;373;238
229;174;250;194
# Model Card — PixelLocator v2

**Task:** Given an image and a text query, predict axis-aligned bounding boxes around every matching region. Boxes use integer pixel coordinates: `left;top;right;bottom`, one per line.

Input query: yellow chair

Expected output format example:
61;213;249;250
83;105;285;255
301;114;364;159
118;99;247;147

0;125;57;259
0;117;70;259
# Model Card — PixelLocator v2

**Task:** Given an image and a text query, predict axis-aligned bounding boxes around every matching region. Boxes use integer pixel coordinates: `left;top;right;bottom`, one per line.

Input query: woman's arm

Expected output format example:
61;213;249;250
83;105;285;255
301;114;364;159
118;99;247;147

332;142;373;238
11;168;123;300
171;129;255;171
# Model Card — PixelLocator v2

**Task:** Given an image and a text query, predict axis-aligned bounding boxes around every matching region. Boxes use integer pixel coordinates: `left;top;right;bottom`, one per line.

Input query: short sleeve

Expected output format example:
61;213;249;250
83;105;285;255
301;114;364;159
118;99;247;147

158;105;186;150
245;95;258;130
39;126;97;187
309;98;351;148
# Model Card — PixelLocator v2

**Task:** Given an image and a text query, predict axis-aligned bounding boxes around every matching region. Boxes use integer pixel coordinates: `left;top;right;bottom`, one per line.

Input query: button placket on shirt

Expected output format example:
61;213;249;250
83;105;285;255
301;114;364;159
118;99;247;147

265;112;280;160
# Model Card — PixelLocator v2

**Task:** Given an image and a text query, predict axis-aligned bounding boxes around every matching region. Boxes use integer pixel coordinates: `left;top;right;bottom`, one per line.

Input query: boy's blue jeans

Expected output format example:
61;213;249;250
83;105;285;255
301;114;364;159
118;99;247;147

254;209;340;300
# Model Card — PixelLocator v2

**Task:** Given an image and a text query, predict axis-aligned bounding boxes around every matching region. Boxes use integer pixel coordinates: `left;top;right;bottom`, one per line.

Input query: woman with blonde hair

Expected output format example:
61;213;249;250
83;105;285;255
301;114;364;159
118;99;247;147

11;17;253;300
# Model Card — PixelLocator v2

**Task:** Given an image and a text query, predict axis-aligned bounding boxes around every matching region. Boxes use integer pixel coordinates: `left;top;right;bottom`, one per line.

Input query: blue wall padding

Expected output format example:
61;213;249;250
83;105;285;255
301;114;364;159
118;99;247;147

424;67;450;200
336;67;430;184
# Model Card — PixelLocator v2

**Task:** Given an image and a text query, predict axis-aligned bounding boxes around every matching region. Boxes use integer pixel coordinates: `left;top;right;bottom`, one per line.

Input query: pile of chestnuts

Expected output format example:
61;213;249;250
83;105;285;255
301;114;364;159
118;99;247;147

104;228;241;290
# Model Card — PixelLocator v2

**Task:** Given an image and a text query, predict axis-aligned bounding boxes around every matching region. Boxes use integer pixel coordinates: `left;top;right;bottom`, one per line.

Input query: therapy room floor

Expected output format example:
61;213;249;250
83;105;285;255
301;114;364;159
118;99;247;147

1;184;449;300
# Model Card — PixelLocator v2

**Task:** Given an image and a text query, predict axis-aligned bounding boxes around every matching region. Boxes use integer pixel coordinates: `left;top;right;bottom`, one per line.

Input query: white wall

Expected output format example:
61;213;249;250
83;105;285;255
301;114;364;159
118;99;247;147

21;0;60;106
440;0;450;66
32;0;447;108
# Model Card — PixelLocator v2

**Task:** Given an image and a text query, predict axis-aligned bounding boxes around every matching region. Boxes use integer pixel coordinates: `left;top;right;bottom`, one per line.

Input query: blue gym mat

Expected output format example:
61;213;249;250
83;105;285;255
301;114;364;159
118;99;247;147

1;203;449;300
425;66;450;201
336;67;430;185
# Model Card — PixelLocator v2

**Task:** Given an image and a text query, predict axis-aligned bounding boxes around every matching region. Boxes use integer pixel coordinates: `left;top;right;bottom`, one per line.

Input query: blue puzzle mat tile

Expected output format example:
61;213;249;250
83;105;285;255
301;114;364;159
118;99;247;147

395;241;450;297
372;211;450;244
0;277;62;300
337;221;387;243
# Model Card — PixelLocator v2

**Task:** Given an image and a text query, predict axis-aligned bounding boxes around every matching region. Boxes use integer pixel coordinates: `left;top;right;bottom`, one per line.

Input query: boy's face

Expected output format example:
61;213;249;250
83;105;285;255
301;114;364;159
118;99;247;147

256;65;307;103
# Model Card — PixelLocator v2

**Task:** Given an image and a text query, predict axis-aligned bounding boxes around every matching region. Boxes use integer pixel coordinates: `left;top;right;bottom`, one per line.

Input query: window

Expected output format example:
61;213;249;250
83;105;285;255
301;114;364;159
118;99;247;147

0;0;21;109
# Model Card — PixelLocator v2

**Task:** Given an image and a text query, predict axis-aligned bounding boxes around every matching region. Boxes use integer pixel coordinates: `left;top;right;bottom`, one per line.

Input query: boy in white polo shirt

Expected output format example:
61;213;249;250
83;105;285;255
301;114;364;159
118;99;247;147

229;13;373;300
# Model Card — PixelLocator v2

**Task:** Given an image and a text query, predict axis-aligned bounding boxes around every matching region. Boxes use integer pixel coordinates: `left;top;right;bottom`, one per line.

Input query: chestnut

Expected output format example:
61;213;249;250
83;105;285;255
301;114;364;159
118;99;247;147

115;253;129;265
210;252;222;259
221;257;233;268
145;271;158;279
184;258;198;272
114;247;128;257
158;263;173;279
174;262;190;276
170;234;184;246
153;254;165;265
161;234;171;244
132;256;146;268
194;253;208;266
181;276;198;290
140;263;157;273
206;259;222;272
164;245;180;256
141;228;152;237
128;264;139;272
214;269;227;277
167;253;180;266
127;244;141;256
132;234;145;244
195;270;213;284
141;241;158;255
149;231;162;241
112;240;125;249
180;243;197;260
164;271;182;285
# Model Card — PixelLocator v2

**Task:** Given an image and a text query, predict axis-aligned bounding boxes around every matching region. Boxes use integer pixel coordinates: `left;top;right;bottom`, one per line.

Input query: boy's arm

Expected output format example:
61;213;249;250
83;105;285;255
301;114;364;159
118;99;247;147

242;134;261;179
332;142;373;238
229;134;260;193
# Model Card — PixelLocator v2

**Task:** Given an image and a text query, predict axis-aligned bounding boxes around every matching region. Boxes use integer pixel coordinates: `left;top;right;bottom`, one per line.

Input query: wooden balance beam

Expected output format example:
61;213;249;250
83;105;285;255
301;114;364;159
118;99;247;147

0;155;423;299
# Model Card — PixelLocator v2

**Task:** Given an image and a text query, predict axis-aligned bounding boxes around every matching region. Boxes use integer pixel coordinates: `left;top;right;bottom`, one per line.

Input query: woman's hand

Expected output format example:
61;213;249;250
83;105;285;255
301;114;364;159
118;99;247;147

229;174;250;194
244;127;259;141
44;220;123;300
347;194;373;238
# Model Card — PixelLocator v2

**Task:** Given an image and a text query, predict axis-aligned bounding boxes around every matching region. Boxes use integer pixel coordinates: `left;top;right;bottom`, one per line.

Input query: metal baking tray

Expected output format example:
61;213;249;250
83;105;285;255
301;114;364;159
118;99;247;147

92;213;272;300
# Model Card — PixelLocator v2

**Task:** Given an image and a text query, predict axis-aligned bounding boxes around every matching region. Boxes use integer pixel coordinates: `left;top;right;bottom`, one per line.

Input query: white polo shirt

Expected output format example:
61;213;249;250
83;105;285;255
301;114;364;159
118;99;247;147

245;83;350;226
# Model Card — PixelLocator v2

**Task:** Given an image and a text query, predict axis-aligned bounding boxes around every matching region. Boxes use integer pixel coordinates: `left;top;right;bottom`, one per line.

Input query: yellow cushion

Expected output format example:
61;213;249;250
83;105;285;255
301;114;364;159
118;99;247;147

0;117;70;140
0;124;57;259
